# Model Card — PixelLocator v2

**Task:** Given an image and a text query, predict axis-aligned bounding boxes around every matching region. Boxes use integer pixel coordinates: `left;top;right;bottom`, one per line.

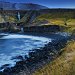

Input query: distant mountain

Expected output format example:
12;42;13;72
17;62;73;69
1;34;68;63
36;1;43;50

15;3;48;10
0;1;48;10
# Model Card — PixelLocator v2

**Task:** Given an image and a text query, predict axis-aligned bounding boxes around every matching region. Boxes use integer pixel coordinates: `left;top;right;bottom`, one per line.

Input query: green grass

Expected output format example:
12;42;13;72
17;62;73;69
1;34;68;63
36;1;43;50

33;40;75;75
0;13;18;23
34;13;75;26
0;15;5;23
33;13;75;33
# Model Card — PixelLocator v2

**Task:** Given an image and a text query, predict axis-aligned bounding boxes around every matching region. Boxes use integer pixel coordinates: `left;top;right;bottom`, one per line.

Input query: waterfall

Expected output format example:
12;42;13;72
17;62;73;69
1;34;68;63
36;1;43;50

17;12;20;21
21;27;24;33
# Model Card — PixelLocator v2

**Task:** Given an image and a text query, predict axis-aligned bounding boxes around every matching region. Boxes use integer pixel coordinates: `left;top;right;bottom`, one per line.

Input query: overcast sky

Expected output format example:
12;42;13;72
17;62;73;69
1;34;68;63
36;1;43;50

0;0;75;8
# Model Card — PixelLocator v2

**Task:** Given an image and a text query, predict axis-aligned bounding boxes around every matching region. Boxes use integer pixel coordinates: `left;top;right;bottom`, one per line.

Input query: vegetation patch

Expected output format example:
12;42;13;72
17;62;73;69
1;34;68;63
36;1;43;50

33;40;75;75
34;12;75;26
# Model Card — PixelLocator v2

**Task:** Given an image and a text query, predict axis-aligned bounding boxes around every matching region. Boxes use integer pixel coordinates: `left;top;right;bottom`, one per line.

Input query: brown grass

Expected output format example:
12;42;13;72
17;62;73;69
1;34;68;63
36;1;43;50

33;40;75;75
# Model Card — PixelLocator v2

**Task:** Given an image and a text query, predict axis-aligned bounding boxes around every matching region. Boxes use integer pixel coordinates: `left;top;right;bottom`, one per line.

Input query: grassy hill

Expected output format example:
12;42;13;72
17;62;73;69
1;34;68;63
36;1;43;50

32;10;75;33
33;12;75;26
33;40;75;75
0;12;18;23
0;9;75;26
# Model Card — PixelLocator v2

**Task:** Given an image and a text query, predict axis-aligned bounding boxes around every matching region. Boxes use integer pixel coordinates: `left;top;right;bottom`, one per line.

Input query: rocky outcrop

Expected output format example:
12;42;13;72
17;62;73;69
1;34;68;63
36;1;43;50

0;23;20;33
23;25;65;33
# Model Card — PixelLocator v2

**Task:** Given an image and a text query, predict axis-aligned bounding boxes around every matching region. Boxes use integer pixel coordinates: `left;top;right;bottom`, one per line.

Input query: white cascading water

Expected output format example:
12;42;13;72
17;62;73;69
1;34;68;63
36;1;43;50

17;12;20;21
21;27;24;33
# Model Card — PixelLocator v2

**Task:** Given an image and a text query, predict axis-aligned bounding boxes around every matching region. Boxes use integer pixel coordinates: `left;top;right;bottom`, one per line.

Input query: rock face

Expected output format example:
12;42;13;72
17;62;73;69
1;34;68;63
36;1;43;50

23;25;65;33
0;1;48;10
0;23;20;33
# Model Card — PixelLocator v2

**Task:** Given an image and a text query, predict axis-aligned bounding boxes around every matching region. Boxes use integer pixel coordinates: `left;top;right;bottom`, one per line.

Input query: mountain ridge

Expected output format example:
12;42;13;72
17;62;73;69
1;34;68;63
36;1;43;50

0;1;48;10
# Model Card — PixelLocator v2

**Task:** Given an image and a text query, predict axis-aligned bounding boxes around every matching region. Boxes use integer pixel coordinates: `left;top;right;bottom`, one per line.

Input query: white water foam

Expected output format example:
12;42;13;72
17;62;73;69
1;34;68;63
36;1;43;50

0;33;52;71
55;32;70;37
1;34;51;42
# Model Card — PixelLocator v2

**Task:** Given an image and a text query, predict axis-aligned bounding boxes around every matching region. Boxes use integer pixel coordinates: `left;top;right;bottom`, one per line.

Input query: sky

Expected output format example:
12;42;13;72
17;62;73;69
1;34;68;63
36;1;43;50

0;0;75;8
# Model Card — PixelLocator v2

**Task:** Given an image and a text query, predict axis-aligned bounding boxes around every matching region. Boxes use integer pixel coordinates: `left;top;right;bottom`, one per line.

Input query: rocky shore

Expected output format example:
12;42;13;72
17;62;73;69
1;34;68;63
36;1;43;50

0;35;69;75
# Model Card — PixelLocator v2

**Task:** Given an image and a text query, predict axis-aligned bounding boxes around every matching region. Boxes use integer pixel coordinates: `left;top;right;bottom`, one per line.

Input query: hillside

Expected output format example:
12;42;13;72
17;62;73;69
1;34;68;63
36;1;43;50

16;9;75;27
33;9;75;26
0;8;75;25
0;2;48;23
33;40;75;75
0;3;75;33
0;12;17;23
